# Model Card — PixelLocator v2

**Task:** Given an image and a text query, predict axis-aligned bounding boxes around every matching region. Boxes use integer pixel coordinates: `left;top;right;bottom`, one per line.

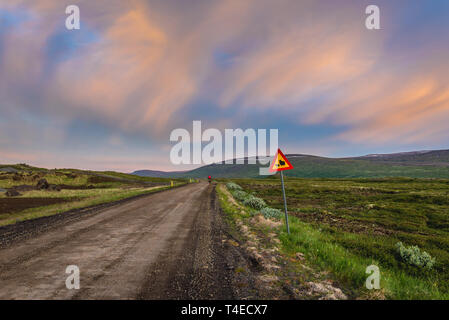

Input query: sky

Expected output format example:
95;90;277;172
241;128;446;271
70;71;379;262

0;0;449;172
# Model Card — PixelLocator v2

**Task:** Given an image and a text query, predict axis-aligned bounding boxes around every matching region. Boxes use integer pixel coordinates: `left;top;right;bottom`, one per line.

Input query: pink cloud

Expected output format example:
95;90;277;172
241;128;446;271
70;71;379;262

0;0;448;155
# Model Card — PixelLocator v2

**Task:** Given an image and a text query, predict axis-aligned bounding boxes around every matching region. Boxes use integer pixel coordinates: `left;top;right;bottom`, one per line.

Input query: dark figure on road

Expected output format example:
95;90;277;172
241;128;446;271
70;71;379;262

208;175;212;184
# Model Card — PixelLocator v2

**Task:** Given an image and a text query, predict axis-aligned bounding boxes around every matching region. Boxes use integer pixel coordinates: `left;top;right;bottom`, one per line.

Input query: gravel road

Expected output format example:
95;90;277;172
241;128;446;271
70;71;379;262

0;182;256;300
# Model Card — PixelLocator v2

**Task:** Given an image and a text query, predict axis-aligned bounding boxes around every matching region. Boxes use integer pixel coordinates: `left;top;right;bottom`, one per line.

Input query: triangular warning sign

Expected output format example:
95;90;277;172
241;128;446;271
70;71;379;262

269;148;294;172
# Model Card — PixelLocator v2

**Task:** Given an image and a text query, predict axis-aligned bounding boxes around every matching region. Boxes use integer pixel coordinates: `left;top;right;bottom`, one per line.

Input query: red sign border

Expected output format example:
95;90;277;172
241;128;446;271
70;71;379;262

269;148;294;172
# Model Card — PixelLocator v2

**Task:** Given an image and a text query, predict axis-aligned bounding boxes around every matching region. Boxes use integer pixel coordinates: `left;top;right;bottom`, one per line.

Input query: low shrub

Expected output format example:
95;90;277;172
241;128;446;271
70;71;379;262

226;182;242;191
395;242;436;270
243;196;266;210
260;207;283;220
232;190;249;201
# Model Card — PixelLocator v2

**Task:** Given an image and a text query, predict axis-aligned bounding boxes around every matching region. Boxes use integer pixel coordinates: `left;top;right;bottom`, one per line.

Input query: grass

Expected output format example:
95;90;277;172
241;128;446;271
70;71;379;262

93;171;176;184
222;177;449;299
215;184;252;243
0;186;170;227
0;164;189;226
280;217;445;299
0;172;90;189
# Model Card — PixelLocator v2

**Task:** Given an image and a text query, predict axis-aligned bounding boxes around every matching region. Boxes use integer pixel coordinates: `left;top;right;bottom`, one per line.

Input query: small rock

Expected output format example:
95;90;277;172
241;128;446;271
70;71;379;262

295;252;305;261
251;252;264;262
6;189;21;197
306;281;347;300
36;179;49;190
48;184;61;191
246;240;258;247
259;274;279;282
264;264;281;271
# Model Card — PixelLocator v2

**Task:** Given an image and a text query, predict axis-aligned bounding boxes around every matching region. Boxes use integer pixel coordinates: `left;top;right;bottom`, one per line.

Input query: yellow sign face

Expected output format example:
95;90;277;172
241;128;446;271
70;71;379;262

269;148;294;172
275;153;289;169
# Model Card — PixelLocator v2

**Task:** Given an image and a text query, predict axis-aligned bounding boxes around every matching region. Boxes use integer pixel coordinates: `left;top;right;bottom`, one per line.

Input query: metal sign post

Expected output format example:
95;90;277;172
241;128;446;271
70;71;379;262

269;148;294;235
280;171;290;234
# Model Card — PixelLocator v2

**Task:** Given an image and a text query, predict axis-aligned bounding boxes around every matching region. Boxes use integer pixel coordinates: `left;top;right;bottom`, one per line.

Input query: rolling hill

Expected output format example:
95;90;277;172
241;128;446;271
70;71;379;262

131;149;449;179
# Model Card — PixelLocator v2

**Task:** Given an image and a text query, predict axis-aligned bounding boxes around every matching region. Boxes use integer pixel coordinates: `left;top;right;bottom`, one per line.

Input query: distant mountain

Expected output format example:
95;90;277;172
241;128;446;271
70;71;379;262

131;149;449;179
355;149;449;165
131;169;186;178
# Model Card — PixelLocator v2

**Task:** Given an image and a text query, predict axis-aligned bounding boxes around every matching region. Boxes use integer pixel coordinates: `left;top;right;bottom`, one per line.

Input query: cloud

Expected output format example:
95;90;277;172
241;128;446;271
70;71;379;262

0;0;449;170
311;64;449;144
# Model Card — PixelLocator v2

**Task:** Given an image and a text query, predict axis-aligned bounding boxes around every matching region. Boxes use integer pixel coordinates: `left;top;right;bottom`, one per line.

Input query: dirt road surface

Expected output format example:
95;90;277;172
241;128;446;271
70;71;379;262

0;182;259;300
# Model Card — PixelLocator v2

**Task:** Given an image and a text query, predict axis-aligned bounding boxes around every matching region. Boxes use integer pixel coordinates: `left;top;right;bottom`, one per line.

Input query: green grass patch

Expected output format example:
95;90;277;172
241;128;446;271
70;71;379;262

0;186;170;227
279;217;446;299
224;177;449;299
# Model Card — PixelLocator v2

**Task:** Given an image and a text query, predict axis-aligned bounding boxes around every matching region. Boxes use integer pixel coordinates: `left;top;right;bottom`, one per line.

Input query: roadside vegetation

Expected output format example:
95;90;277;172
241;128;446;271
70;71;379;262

0;164;188;226
219;177;449;299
